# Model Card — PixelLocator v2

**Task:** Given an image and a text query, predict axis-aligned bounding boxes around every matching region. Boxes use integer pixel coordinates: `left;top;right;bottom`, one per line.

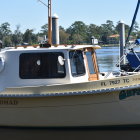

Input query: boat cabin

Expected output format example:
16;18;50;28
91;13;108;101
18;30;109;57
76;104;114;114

0;45;107;90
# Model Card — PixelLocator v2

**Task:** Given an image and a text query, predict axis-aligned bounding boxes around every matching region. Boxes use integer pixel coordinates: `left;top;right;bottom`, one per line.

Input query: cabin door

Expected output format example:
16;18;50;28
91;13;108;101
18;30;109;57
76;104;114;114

84;48;99;81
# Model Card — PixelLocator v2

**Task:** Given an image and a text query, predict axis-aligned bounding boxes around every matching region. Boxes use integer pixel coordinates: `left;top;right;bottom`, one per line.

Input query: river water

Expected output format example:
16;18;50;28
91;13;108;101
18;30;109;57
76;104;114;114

97;46;119;72
1;46;140;140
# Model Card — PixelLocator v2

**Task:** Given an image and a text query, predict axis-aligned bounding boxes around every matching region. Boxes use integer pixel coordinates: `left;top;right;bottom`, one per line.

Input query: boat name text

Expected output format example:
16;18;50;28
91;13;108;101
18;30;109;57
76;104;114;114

0;100;18;105
101;79;129;86
133;78;140;81
119;89;140;100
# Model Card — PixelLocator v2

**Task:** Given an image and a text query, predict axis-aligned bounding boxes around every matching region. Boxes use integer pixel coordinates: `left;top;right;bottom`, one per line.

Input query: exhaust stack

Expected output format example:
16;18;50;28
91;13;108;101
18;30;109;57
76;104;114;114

52;14;60;45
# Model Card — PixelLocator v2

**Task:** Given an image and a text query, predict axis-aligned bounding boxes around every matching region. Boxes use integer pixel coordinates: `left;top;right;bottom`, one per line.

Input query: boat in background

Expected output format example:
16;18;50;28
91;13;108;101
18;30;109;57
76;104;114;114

120;0;140;72
120;39;140;72
126;39;140;71
1;0;140;127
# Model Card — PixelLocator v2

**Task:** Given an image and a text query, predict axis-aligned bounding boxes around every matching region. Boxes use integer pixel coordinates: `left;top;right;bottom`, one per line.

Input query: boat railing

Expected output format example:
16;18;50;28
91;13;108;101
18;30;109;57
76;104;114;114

104;72;112;79
126;49;140;72
132;51;140;72
116;54;127;67
133;51;140;61
133;65;140;72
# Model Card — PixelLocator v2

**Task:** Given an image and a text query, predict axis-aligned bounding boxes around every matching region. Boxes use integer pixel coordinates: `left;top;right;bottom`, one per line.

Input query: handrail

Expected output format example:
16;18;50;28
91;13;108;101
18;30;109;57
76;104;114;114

116;54;127;67
133;65;140;72
132;51;140;72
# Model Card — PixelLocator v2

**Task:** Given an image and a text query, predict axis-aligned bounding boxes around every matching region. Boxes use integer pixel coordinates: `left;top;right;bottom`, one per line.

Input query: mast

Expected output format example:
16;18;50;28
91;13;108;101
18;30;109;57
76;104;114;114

126;0;140;44
38;0;52;46
48;0;52;45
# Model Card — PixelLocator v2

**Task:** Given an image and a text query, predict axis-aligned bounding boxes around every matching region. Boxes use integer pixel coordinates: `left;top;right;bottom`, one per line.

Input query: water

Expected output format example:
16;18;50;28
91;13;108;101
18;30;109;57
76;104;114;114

1;127;140;140
96;46;119;72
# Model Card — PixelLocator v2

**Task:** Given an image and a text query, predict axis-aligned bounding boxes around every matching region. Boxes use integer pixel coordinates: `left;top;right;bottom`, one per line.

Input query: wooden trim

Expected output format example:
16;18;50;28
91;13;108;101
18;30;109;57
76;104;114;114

88;75;98;81
85;48;99;81
91;50;99;80
83;52;90;76
15;44;39;48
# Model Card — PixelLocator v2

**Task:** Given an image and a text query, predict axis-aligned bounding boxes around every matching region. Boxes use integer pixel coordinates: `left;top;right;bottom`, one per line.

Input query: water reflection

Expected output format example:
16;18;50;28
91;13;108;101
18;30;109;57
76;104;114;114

1;127;140;140
96;46;119;72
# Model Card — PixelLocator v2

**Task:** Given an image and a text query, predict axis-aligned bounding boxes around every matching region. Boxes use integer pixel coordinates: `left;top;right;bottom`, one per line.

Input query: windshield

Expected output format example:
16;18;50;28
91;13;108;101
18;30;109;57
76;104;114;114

69;50;85;77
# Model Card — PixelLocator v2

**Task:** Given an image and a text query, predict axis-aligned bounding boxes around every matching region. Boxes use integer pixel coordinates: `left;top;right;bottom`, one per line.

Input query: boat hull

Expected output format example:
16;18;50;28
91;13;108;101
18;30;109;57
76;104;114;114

0;73;140;127
0;89;140;127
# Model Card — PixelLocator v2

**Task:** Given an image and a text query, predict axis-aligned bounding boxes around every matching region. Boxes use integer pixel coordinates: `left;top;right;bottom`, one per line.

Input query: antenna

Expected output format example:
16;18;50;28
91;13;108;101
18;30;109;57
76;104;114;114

126;0;140;44
48;0;52;45
38;0;52;45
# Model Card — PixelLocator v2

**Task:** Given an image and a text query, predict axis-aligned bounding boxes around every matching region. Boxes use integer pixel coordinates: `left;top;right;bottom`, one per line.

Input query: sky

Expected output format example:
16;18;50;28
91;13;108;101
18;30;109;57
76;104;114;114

0;0;139;33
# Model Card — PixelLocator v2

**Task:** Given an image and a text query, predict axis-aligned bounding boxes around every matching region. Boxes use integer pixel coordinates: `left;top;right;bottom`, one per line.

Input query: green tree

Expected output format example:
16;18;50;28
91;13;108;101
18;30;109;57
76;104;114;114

116;22;130;39
40;24;48;36
136;31;140;38
3;36;12;47
31;33;38;44
131;21;139;39
59;26;70;44
23;29;34;44
12;25;23;46
133;21;139;32
87;24;103;43
0;22;12;46
66;21;88;44
0;22;11;37
100;20;115;44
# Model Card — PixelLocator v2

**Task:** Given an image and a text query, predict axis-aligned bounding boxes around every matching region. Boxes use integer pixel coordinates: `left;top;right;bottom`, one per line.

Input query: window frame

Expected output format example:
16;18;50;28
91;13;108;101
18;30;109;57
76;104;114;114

85;51;96;74
19;52;66;79
69;50;86;77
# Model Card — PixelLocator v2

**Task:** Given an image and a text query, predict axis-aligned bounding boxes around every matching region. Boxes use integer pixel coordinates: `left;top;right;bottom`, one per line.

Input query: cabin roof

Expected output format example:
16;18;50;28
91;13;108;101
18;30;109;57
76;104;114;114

1;45;101;52
61;45;101;50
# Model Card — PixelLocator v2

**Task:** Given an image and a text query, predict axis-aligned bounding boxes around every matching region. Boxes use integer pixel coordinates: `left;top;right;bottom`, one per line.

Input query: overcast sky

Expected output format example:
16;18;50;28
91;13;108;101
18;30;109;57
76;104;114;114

0;0;139;32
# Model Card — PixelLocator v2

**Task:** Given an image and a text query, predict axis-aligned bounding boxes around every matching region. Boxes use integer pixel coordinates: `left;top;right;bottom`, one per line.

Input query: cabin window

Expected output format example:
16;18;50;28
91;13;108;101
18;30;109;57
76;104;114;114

86;52;95;74
69;50;86;77
19;52;66;79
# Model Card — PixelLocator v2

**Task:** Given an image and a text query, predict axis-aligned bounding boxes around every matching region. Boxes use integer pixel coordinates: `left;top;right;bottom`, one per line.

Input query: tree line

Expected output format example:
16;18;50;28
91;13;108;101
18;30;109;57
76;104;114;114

0;20;140;47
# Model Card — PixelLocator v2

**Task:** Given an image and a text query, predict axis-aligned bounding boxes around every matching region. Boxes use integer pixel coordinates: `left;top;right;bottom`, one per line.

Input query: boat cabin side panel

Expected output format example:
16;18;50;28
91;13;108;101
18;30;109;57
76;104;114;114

0;49;71;89
0;47;96;90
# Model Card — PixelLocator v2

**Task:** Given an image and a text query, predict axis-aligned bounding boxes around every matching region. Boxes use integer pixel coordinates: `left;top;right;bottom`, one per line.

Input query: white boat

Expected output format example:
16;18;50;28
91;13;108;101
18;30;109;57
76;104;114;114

1;0;140;127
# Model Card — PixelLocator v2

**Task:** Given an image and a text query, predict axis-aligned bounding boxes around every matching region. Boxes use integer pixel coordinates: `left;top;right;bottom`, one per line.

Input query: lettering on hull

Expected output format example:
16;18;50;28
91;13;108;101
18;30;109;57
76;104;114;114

119;89;140;100
101;78;129;87
0;100;18;105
